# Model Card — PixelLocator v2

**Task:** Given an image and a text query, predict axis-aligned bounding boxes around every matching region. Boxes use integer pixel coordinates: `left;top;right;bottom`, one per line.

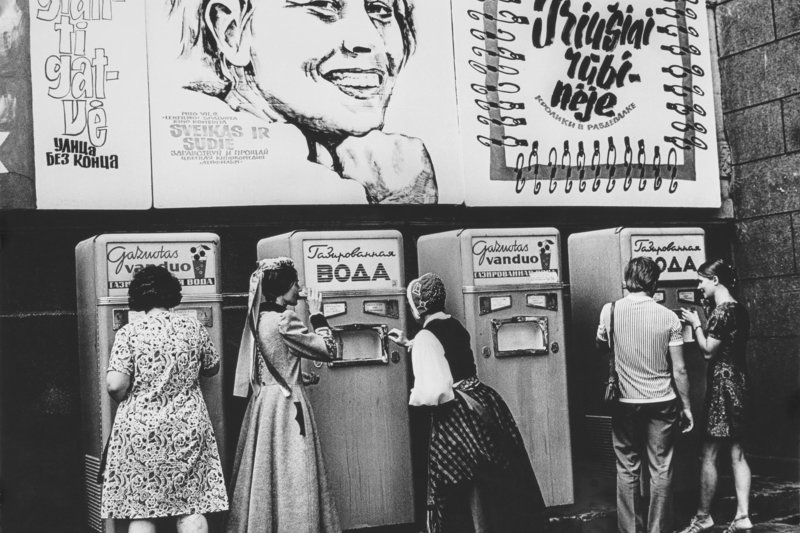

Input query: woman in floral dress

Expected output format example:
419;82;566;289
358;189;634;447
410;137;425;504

227;257;340;533
680;259;753;533
102;265;228;533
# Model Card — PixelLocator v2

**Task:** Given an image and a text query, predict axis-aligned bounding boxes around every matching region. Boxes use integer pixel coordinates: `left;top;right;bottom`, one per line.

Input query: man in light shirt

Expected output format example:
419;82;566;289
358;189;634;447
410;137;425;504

597;256;694;533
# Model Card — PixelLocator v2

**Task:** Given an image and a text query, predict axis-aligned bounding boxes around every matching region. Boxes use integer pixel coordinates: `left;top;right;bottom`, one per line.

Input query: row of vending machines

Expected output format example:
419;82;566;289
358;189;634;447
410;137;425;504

75;227;709;533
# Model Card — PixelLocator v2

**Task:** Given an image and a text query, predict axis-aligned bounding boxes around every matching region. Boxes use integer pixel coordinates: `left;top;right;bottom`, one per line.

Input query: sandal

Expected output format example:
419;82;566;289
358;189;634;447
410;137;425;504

677;514;714;533
725;515;753;532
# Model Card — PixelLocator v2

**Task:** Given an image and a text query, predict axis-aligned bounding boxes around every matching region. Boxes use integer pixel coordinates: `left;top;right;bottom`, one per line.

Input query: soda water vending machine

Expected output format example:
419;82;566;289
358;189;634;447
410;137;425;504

418;228;574;506
257;230;414;530
568;227;707;486
76;233;226;533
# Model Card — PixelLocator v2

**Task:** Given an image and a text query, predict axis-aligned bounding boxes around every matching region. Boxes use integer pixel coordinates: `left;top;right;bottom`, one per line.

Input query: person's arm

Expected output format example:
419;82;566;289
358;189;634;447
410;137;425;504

106;371;131;403
198;322;221;377
106;325;134;402
407;330;454;407
669;344;694;433
595;303;611;351
681;308;722;360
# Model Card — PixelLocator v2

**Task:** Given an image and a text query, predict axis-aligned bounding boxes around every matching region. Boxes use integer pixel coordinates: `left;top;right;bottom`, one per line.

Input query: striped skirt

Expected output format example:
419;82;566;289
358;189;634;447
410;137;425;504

426;377;546;533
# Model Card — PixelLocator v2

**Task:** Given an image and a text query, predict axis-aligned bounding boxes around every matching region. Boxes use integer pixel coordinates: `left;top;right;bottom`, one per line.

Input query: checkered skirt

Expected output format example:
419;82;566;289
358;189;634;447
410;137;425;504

426;377;545;532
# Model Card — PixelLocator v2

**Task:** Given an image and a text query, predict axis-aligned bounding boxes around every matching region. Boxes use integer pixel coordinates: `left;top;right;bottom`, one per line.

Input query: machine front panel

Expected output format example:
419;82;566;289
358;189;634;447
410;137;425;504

624;230;706;282
465;288;572;506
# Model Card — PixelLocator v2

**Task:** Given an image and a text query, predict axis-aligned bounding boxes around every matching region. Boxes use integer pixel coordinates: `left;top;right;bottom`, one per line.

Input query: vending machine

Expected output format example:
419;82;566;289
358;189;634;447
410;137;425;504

568;227;707;486
417;228;574;506
257;230;414;530
75;233;226;533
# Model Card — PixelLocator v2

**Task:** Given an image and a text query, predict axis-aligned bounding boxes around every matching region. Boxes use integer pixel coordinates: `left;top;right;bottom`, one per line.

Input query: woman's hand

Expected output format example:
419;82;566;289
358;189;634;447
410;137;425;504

681;308;701;329
388;328;411;350
306;286;323;315
334;131;438;204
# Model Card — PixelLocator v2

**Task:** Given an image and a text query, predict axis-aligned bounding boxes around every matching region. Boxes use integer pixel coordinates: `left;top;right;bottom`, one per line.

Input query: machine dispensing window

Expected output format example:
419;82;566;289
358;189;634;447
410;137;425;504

678;289;702;305
490;316;549;357
653;291;666;304
329;324;389;367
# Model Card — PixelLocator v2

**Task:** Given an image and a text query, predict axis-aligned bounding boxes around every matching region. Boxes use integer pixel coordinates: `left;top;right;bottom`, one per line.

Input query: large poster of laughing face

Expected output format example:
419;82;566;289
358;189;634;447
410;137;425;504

148;0;462;207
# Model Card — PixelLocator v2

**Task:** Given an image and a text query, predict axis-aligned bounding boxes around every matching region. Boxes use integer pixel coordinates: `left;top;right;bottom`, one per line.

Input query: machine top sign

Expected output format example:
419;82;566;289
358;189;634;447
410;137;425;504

106;241;218;297
471;235;560;285
302;238;402;292
629;234;706;282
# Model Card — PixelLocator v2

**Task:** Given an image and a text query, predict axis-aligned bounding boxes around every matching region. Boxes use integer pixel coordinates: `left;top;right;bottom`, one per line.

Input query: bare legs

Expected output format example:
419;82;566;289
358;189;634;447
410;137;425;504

730;442;751;518
119;514;207;533
176;514;209;533
697;439;751;519
126;520;156;533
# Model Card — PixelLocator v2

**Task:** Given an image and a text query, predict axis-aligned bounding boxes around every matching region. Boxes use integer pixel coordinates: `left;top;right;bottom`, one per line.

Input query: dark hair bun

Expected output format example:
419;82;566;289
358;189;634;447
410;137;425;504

128;265;182;311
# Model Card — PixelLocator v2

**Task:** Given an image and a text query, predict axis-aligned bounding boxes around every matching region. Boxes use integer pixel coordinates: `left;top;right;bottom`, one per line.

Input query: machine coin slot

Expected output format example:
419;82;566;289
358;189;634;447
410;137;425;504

329;324;389;367
364;300;399;319
678;289;702;305
322;302;347;319
526;293;558;311
479;295;512;315
490;316;549;357
653;290;665;303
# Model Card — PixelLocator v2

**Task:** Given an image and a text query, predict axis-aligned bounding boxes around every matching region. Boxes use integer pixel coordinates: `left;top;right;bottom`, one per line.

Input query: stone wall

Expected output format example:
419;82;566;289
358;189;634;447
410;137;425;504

717;0;800;461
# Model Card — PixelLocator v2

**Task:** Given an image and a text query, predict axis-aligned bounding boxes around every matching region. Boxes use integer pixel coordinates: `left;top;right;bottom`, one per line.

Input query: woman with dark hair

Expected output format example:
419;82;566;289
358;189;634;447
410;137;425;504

228;257;340;533
388;273;546;533
102;265;228;533
679;259;753;533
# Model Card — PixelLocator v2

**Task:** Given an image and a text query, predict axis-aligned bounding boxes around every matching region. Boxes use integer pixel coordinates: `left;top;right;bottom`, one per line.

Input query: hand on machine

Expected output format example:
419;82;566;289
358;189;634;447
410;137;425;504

388;328;412;350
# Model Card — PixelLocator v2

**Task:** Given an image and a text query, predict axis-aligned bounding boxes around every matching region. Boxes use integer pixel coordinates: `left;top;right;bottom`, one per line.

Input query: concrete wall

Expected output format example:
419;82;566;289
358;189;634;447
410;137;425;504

715;0;800;463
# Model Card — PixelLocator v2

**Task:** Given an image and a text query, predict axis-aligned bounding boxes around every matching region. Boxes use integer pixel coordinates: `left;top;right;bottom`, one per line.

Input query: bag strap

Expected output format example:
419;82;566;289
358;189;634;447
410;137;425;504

607;301;616;376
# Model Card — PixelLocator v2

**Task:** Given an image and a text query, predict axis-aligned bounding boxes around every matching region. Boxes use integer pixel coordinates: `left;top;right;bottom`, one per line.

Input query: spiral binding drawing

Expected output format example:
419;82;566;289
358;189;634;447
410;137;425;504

467;0;709;195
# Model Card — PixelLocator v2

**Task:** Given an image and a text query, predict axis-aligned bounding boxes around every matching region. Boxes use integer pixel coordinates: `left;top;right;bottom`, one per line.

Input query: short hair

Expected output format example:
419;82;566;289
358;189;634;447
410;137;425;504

260;262;298;301
128;265;183;311
624;256;661;295
698;259;737;290
181;0;418;96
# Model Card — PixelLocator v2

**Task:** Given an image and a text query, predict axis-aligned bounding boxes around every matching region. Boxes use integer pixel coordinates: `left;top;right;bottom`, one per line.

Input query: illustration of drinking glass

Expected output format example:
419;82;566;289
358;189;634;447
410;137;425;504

538;240;554;270
190;245;211;278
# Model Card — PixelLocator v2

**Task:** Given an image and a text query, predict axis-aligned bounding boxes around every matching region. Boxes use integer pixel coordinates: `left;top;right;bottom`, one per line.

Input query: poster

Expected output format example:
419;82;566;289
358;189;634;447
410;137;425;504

146;0;463;207
30;0;152;209
454;0;721;206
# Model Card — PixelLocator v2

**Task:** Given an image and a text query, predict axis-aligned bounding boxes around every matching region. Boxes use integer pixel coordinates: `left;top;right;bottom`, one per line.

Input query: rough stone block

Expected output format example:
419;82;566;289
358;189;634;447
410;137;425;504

745;337;800;459
725;102;784;164
738;276;800;337
774;0;800;39
731;152;800;217
794;213;800;272
720;35;800;111
734;216;795;278
783;93;800;152
716;0;776;57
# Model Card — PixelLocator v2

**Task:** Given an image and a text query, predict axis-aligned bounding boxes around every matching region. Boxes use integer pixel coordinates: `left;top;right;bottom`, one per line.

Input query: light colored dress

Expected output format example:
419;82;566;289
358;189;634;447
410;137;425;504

226;303;341;533
101;311;228;519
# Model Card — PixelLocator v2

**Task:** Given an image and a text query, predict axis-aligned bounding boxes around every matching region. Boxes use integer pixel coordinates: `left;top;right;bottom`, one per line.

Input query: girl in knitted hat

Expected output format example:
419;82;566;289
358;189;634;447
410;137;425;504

389;273;546;533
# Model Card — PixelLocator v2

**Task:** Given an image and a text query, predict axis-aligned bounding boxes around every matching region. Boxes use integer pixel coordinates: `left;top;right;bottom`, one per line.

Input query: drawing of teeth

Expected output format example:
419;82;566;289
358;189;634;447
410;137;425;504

537;240;554;270
190;244;211;278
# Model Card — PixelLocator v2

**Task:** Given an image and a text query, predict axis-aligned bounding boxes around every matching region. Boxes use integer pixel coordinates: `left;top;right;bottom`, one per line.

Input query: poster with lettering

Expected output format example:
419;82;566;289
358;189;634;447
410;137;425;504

628;233;706;281
302;238;402;292
453;0;720;207
472;236;560;285
105;241;218;297
30;0;152;209
145;0;463;207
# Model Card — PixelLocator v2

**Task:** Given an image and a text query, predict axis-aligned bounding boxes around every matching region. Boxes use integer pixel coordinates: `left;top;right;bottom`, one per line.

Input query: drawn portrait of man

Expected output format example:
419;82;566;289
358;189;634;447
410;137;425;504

166;0;438;204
